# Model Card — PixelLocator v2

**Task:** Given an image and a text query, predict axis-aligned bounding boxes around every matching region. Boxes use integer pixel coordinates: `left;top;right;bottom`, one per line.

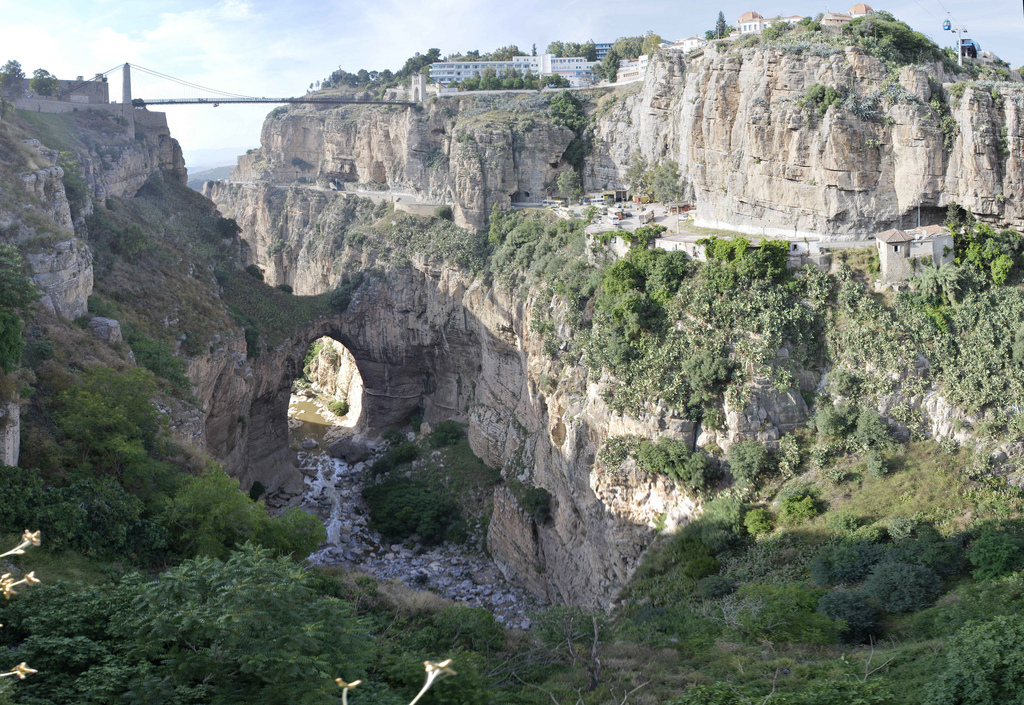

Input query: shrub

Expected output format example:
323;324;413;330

925;615;1024;705
362;477;462;544
328;399;350;416
520;486;552;524
887;515;917;541
698;575;736;599
637;437;720;493
727;440;774;488
809;541;888;586
744;508;773;536
864;449;888;478
815;403;858;439
852;524;889;543
827;511;862;534
967;530;1024;581
722;583;839;644
853;407;893;452
862;561;942;612
245;264;264;281
680;497;747;553
429;420;464;448
328;273;364;313
434;205;454;221
818;590;878;644
369;441;419;475
276;284;293;294
779;495;819;525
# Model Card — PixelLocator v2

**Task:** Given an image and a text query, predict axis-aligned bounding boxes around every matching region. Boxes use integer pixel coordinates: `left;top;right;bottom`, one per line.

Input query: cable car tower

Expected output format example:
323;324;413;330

943;15;972;67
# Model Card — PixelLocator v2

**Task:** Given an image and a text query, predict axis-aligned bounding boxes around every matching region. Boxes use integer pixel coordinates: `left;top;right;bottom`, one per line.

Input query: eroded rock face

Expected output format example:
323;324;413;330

0;401;19;468
219;94;575;230
27;239;93;320
588;47;1024;237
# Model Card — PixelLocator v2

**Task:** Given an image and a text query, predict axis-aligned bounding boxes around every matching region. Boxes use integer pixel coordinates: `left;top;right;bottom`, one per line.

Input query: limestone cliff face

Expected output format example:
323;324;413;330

0;401;19;467
231;47;1024;236
588;46;1024;237
226;95;576;230
306;338;363;419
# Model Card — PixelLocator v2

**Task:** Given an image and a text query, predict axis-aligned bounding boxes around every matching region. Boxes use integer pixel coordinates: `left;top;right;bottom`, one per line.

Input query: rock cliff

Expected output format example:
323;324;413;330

228;47;1024;237
588;46;1024;237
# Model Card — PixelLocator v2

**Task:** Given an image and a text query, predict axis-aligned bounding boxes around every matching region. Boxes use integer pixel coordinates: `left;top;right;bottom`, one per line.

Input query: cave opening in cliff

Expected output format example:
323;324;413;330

288;336;364;452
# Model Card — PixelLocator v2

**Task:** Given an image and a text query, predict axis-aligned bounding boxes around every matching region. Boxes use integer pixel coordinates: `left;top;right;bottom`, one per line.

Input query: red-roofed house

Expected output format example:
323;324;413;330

876;225;954;284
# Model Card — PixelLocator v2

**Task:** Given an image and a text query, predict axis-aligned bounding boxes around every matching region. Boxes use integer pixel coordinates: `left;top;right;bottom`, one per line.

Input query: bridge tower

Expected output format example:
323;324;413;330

122;63;135;132
410;73;425;102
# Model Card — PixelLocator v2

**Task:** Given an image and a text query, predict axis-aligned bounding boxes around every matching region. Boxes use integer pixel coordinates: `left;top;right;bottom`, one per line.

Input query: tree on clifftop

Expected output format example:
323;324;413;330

0;60;25;99
29;69;59;96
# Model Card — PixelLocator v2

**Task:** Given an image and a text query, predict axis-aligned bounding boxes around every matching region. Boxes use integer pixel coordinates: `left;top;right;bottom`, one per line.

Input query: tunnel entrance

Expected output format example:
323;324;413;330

288;336;364;455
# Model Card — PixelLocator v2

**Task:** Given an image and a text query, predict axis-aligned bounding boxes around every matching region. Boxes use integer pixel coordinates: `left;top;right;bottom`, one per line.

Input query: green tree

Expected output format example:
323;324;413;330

652;160;682;202
641;31;663;56
117;545;367;705
28;68;59;96
0;60;25;99
716;11;729;38
601;47;620;82
0;244;39;312
625;151;652;195
926;615;1024;705
0;310;25;374
161;467;324;560
727;440;774;488
556;170;582;201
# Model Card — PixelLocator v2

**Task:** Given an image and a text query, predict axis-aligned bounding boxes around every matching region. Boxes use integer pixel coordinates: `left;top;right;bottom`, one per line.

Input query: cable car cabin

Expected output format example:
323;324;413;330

943;18;951;31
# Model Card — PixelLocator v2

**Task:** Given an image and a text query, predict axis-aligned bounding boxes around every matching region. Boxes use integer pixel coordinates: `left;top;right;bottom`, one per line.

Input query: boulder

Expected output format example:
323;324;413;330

87;316;123;343
328;437;371;463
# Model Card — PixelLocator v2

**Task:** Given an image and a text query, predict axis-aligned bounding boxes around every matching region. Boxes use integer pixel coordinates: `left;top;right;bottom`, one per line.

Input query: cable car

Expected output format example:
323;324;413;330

943;18;951;31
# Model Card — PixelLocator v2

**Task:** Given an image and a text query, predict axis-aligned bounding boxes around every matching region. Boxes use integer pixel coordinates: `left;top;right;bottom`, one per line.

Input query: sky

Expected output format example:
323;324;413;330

1;0;1021;167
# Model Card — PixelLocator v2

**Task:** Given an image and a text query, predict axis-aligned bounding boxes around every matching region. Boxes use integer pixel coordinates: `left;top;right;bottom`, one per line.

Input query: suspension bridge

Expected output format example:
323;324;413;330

54;63;420;109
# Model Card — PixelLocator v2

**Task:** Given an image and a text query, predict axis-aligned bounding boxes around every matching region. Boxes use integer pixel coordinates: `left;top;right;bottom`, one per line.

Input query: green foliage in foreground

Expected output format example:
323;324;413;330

0;546;367;705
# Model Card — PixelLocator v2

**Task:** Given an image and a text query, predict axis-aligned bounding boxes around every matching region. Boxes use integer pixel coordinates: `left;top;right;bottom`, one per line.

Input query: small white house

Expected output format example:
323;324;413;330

671;37;707;52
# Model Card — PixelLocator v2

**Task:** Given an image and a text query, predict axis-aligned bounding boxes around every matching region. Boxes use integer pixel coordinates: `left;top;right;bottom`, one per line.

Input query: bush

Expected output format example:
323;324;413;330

637;437;720;493
727;440;774;488
779;495;819;525
678;496;747;554
329;273;364;313
862;561;942;612
817;590;877;643
865;449;888;478
967;530;1024;581
328;399;350;416
810;541;888;586
276;284;293;294
698;575;736;599
887;515;917;541
429;420;464;448
827;511;862;534
370;441;420;475
815;403;858;439
245;264;264;281
434;205;454;221
744;508;773;536
853;407;893;452
925;615;1024;705
362;477;462;544
520;486;552;524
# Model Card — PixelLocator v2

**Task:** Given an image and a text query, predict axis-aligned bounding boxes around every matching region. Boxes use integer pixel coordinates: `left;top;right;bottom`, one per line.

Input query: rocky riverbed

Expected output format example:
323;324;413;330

270;392;542;629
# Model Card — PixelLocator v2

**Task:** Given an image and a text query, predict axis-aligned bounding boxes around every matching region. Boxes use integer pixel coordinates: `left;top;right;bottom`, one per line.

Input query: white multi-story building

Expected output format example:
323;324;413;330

736;11;804;34
616;54;649;81
429;54;598;88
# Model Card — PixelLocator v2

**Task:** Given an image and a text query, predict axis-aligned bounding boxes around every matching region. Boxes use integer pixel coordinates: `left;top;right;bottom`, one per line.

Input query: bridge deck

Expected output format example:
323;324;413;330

134;97;416;107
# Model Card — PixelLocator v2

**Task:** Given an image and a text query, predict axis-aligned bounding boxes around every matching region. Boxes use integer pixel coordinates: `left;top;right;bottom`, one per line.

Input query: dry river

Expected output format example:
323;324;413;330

276;393;541;629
